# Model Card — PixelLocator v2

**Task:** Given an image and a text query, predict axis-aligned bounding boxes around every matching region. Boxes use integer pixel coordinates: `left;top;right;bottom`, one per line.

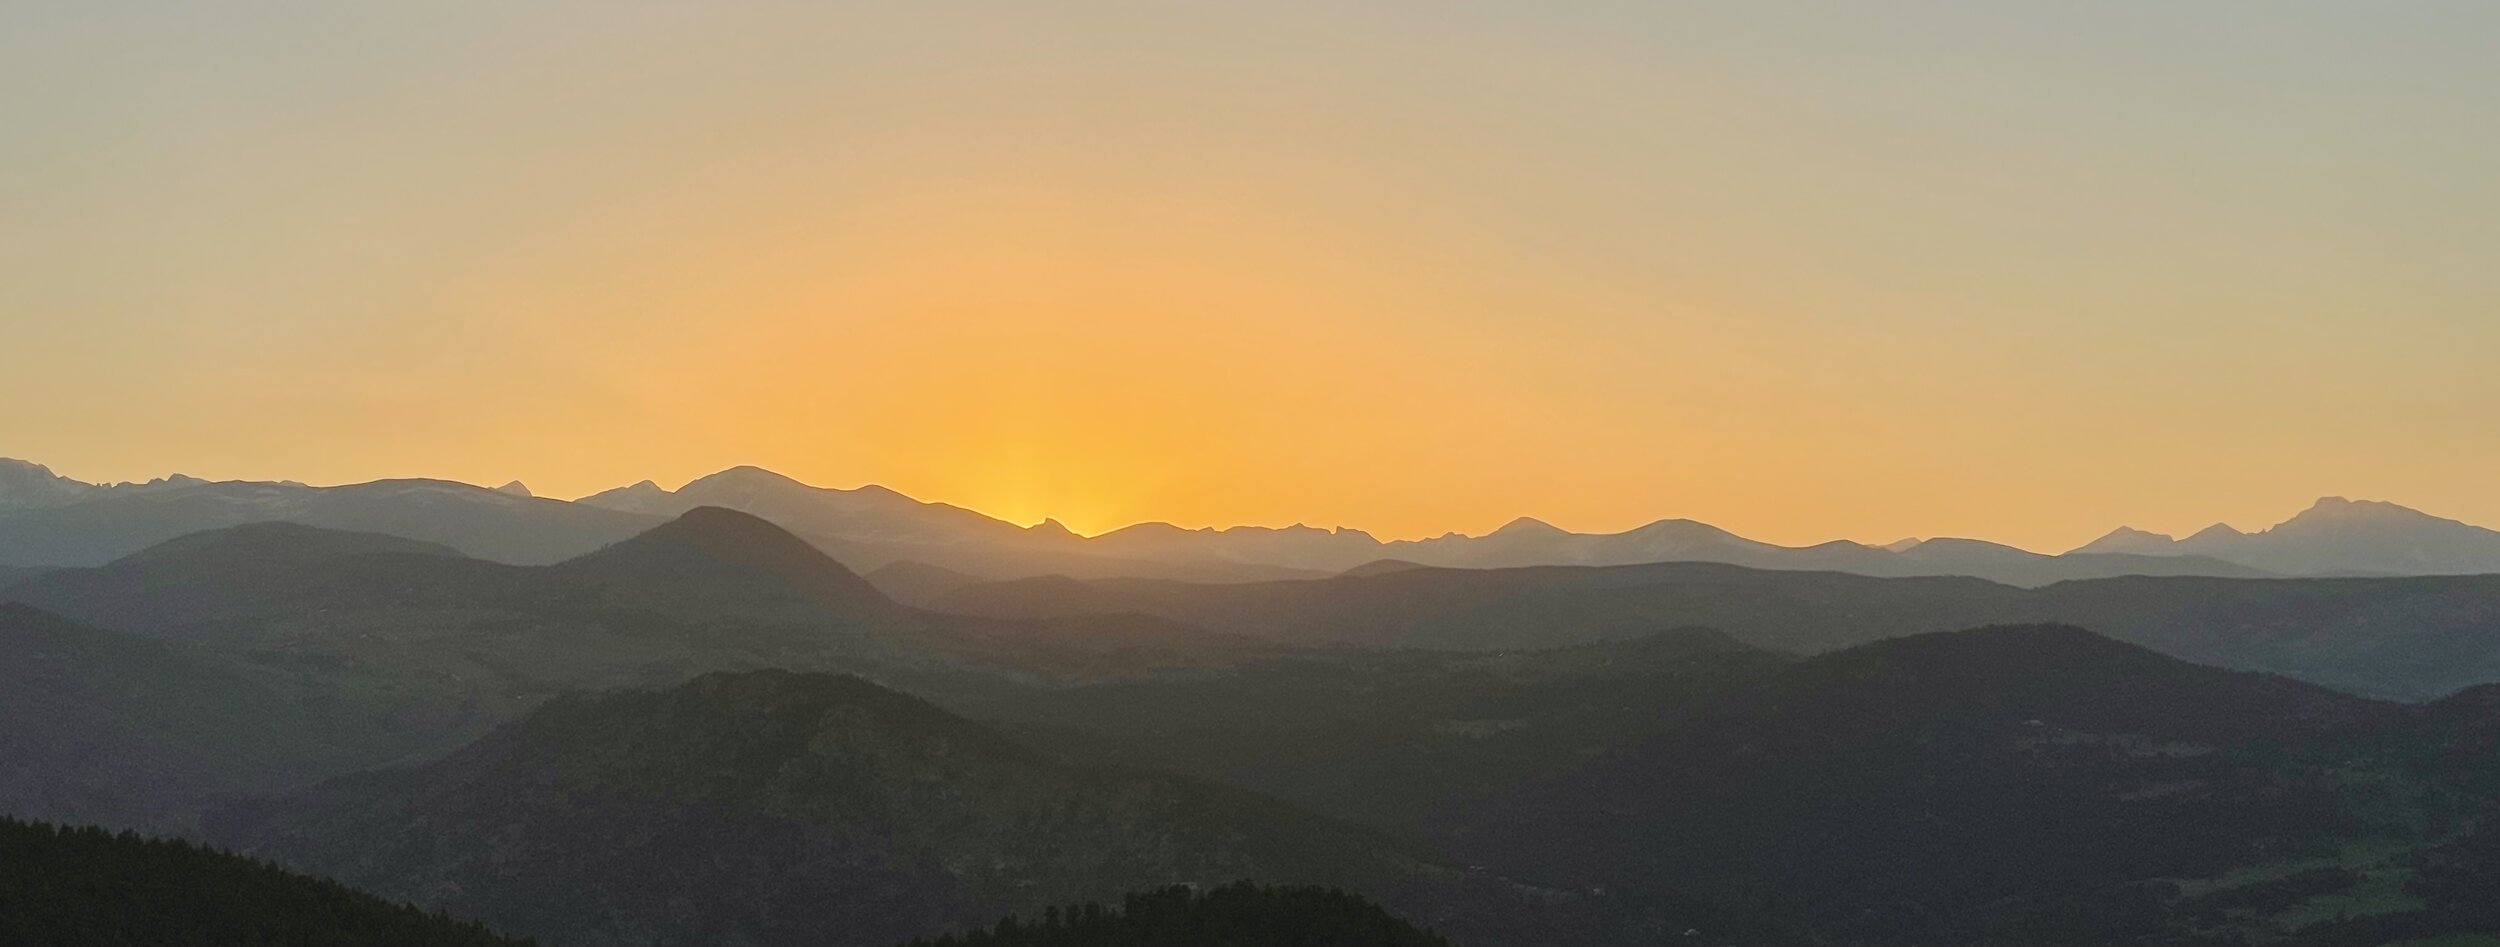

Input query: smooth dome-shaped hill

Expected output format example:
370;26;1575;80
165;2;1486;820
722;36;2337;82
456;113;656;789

557;506;894;617
212;669;1464;947
117;520;467;566
2;522;505;642
0;817;531;947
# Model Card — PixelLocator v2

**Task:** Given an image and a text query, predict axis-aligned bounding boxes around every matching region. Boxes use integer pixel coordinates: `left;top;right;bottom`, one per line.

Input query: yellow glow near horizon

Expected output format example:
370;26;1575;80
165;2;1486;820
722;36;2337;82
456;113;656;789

7;3;2500;552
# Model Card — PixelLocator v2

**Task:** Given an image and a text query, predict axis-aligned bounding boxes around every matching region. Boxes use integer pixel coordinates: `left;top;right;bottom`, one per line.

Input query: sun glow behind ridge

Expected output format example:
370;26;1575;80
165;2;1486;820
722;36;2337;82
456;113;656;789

6;2;2500;550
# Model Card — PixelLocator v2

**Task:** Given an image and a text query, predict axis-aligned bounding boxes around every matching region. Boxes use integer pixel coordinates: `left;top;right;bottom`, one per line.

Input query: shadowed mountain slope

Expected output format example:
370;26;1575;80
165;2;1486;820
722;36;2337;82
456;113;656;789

0;511;1295;830
984;625;2500;945
209;670;1499;947
0;603;421;833
0;817;532;947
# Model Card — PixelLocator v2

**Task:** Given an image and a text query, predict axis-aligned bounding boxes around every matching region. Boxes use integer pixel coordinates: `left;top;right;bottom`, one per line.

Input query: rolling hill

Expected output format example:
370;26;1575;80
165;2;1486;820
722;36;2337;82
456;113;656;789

207;670;1500;947
980;625;2500;945
924;562;2500;700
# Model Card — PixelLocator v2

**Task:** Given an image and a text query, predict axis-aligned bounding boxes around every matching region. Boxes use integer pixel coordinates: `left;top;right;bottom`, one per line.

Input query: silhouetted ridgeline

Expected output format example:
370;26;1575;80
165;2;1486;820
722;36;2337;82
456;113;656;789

0;817;529;946
17;457;2500;582
900;882;1452;947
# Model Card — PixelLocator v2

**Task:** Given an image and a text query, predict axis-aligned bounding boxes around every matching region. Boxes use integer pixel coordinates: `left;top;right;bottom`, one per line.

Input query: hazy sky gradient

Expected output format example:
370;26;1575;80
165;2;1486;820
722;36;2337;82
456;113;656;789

6;2;2497;550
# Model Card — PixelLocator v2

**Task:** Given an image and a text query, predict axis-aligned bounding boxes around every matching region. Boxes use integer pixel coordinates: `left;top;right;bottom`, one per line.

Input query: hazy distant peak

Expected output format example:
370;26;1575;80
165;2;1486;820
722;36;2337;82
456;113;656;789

1095;521;1196;539
2283;495;2436;525
1880;538;1925;553
0;457;97;510
1028;518;1078;537
2103;526;2173;542
684;465;810;493
1904;537;2040;557
0;458;68;480
847;482;910;501
1626;518;1742;540
495;480;532;498
154;473;206;488
2186;522;2248;542
2069;525;2177;556
1491;516;1567;537
576;479;674;513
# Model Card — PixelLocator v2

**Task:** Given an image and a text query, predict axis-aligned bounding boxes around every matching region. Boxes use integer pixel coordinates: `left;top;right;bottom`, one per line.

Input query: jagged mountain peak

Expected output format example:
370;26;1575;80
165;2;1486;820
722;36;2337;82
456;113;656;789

0;458;97;511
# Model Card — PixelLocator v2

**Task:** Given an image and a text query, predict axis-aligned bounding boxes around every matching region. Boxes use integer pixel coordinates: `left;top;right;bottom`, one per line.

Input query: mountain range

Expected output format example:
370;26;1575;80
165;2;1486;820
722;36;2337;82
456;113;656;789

8;495;2500;944
0;508;1278;834
10;458;2500;584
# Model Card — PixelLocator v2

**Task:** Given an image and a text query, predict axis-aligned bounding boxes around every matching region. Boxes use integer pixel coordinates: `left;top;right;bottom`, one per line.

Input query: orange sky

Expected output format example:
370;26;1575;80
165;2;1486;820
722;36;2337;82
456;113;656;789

6;3;2499;552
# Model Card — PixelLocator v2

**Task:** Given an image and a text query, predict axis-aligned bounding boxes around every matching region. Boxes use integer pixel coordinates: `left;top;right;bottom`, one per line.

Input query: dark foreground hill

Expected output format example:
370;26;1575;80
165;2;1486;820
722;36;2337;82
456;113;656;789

981;625;2500;945
208;670;1512;947
0;816;529;947
901;882;1451;947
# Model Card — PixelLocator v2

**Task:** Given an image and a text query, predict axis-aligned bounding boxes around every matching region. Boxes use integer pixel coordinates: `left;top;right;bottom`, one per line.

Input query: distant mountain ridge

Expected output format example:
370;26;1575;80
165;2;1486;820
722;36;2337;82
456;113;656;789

11;457;2499;582
2077;495;2500;577
0;459;659;566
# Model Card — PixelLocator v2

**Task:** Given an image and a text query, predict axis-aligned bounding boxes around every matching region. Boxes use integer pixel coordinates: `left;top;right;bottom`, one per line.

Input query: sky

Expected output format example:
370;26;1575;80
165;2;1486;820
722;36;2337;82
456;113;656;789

5;1;2498;551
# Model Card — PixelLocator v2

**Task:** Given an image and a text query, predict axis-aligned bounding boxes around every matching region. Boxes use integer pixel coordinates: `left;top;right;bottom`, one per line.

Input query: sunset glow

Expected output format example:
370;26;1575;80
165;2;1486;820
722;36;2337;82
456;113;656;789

8;2;2499;550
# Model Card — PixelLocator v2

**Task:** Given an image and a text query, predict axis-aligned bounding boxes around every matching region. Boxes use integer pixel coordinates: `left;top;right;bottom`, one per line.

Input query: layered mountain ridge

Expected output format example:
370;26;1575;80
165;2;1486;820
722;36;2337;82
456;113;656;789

10;457;2500;584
